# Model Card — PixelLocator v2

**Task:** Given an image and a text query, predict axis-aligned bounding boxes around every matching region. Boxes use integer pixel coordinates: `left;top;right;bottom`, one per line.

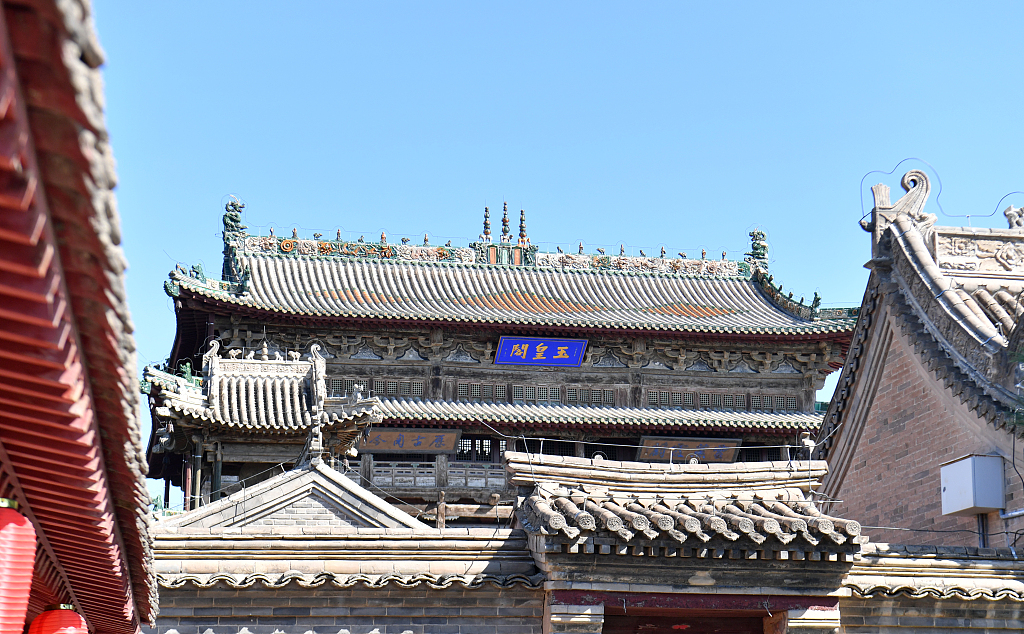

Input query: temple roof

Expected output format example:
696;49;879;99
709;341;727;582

506;453;861;560
163;206;858;336
375;397;821;433
816;170;1024;463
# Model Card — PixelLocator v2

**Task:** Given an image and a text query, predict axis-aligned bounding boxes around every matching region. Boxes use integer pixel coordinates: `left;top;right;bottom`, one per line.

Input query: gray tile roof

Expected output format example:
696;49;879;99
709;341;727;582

376;397;821;432
168;252;857;335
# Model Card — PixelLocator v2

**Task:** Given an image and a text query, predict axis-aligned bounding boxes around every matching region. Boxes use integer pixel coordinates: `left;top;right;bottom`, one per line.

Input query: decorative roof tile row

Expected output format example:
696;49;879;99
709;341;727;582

169;253;856;335
375;397;822;432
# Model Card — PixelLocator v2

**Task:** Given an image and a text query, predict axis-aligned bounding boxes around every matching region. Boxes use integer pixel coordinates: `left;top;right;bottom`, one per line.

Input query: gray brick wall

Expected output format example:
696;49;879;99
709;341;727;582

841;597;1024;633
148;585;544;634
247;494;357;527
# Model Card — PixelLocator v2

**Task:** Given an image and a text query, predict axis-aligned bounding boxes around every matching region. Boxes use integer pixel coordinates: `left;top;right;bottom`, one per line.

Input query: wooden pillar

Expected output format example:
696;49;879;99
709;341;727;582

211;442;223;502
435;453;449;488
360;453;373;488
436;490;446;530
183;458;192;512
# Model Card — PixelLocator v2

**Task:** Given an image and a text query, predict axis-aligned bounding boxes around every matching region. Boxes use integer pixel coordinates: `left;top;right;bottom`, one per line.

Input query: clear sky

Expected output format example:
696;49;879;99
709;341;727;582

93;2;1024;506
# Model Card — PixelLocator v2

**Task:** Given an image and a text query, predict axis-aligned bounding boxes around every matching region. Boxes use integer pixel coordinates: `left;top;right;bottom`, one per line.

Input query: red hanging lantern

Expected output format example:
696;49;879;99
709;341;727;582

27;606;88;634
0;498;36;634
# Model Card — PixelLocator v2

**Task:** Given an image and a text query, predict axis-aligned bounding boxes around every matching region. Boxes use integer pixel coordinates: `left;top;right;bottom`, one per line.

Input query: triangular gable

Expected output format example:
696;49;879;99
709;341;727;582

161;462;428;531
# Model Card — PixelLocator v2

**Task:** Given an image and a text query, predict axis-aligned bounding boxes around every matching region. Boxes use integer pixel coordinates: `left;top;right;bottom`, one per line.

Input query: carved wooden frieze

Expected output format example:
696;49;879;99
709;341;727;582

935;229;1024;279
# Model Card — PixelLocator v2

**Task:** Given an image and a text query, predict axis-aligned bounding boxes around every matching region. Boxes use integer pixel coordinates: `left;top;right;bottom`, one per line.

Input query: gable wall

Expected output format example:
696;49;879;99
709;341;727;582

832;310;1024;547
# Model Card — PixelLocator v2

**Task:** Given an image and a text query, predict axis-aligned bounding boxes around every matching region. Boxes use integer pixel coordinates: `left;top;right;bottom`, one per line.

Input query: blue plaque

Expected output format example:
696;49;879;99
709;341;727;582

494;336;587;367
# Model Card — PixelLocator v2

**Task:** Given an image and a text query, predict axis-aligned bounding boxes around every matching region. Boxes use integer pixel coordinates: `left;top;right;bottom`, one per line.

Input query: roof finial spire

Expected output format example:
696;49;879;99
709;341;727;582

483;206;491;242
501;203;510;242
519;209;528;245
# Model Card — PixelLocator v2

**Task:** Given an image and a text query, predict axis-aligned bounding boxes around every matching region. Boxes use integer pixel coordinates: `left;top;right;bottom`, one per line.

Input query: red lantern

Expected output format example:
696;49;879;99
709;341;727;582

0;498;36;634
27;606;88;634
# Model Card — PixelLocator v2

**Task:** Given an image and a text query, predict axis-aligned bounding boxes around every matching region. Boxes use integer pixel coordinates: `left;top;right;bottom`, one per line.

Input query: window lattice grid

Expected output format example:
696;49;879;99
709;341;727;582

411;381;424;397
512;385;524;401
722;394;734;408
683;392;694;408
698;393;711;408
330;378;345;397
591;390;603;404
775;396;786;410
537;387;549;402
495;385;507;400
482;384;493;399
344;378;356;393
400;381;411;395
580;389;590;403
710;393;723;408
524;386;536;401
659;391;670;406
785;396;798;411
372;379;385;394
603;390;615;406
734;394;745;409
671;392;683;407
750;395;762;409
566;388;578;402
386;380;399;395
457;383;470;399
470;383;482;399
647;391;659;406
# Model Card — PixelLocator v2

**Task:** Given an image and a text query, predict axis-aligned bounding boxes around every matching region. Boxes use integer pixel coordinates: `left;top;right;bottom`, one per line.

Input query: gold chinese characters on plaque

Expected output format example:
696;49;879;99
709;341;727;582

358;429;460;453
636;436;741;463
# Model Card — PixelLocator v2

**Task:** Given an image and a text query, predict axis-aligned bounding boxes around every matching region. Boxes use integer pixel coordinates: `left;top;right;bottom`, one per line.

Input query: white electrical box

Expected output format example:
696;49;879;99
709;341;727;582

940;454;1005;516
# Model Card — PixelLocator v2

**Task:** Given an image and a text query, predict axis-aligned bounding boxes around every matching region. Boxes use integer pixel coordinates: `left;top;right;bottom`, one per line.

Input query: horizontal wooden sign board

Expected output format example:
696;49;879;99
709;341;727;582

359;429;460;453
636;436;741;463
494;336;587;367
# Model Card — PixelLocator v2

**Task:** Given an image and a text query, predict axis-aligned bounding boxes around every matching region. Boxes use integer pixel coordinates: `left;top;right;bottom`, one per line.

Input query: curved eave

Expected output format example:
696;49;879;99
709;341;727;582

173;285;857;339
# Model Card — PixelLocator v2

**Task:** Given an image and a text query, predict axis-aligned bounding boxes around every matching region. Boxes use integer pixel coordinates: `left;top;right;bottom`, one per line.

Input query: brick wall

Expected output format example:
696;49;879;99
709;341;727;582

833;313;1024;547
246;493;357;528
841;597;1024;632
148;585;544;634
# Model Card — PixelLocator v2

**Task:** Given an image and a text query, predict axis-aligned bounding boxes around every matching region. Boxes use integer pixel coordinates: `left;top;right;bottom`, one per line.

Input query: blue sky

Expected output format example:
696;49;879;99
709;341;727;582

93;2;1024;505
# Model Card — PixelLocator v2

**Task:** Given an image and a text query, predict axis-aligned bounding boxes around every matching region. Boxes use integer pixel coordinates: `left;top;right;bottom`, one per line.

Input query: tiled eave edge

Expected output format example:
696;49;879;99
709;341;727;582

843;542;1024;601
170;285;858;339
157;572;544;590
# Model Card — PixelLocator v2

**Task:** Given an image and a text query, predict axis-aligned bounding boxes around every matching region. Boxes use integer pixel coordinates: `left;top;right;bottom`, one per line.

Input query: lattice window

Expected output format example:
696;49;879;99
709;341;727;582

566;387;578;402
722;394;734;408
482;384;493;399
734;394;745;409
512;385;524;401
524;386;536;401
578;388;589;403
495;385;506;400
648;391;659;406
592;390;603;404
604;390;615;405
750;395;762;409
775;396;786;410
411;381;424;397
386;380;399;395
457;383;470;399
400;381;411;395
699;393;711;408
671;392;683;407
711;393;722;408
786;396;797;411
683;392;694;408
537;387;549;402
345;378;356;393
330;378;344;397
498;439;507;454
373;379;385;394
470;383;482;399
456;438;474;461
657;391;668;406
